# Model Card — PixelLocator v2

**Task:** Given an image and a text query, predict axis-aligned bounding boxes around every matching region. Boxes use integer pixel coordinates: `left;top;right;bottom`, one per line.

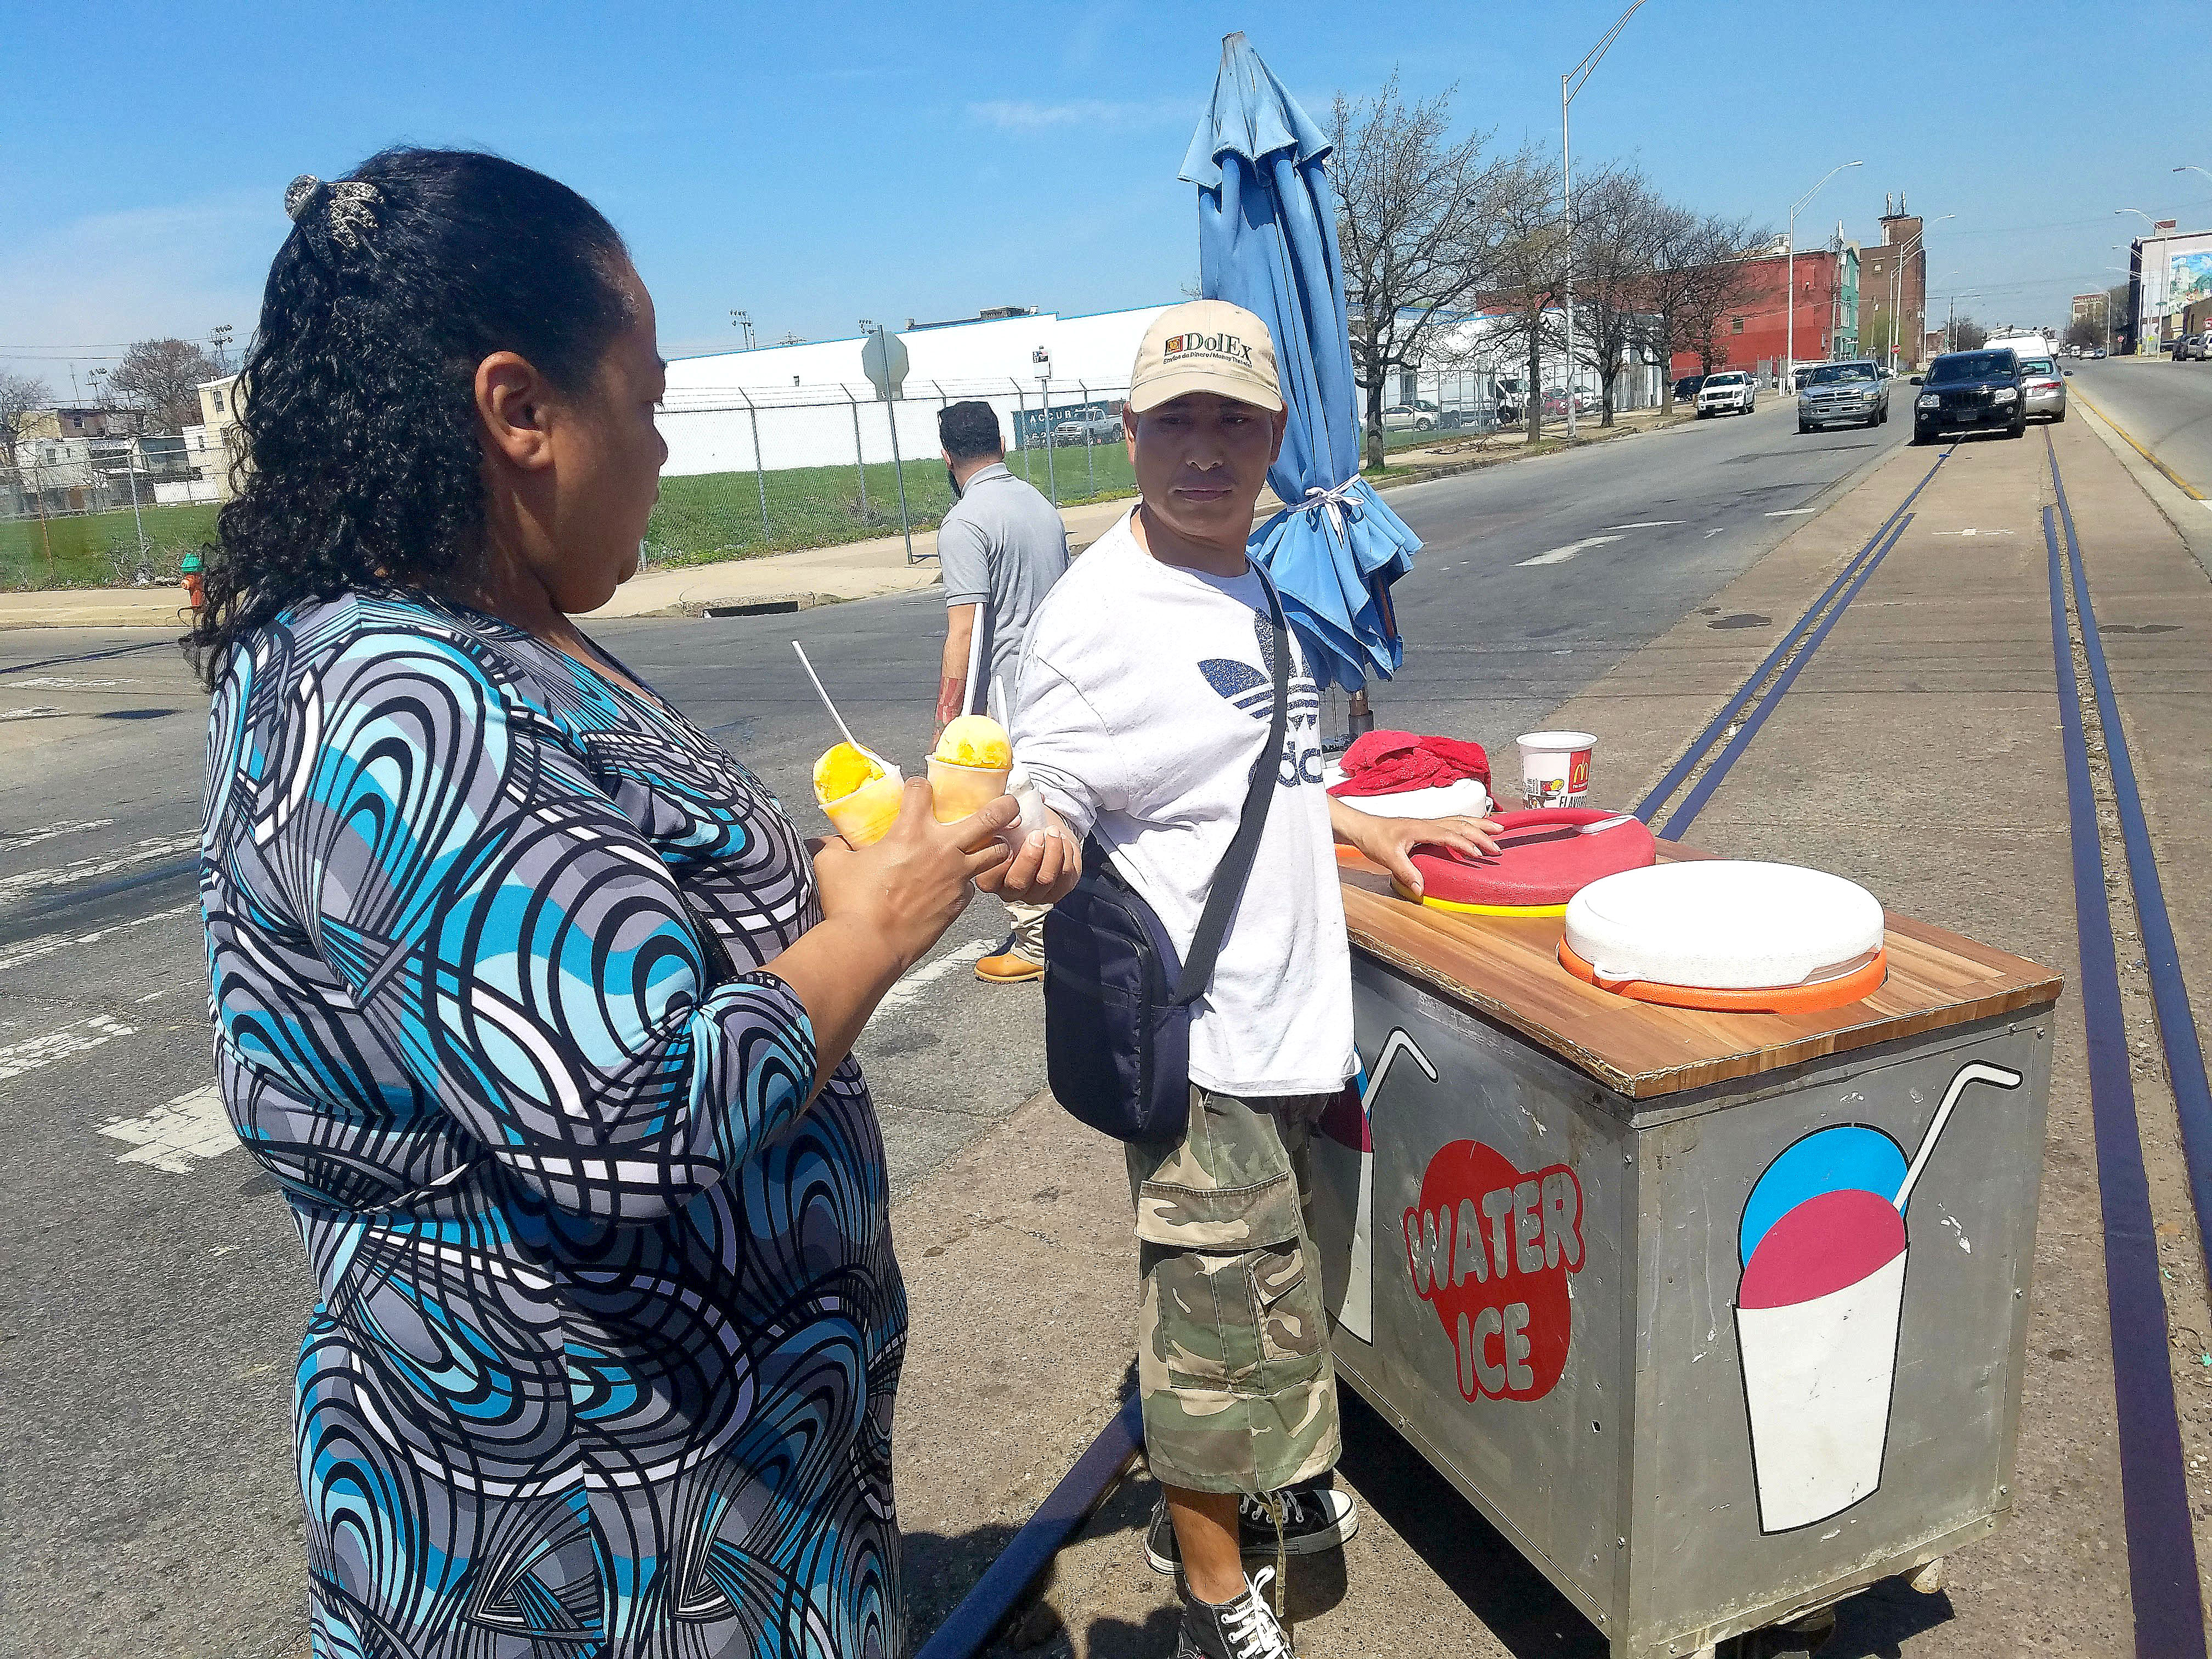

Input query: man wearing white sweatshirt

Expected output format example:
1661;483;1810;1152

1013;301;1497;1659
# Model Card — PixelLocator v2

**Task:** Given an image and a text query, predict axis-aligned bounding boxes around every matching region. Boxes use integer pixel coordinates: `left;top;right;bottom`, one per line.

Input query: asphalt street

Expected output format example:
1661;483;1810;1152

0;393;1909;1657
2068;352;2212;498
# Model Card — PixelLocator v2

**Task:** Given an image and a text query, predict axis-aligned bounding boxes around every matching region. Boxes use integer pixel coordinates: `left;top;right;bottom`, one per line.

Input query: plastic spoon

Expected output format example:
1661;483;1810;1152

791;641;860;752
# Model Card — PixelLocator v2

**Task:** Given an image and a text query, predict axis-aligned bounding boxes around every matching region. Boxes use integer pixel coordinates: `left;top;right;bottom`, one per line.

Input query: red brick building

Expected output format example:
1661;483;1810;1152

1860;205;1927;369
1669;246;1856;380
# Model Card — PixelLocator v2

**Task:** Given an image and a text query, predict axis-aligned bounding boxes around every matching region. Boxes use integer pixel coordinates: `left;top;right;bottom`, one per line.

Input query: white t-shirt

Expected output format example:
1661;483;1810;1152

1013;511;1355;1097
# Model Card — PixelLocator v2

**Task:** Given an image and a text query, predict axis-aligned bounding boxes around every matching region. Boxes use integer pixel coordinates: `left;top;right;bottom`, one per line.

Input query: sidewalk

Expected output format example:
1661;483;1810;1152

889;421;2212;1656
0;407;1685;630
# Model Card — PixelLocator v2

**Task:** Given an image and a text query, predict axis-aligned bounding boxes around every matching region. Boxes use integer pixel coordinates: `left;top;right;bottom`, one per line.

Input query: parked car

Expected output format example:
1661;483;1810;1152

1673;374;1706;403
1796;360;1889;432
1695;370;1756;417
2092;347;2107;358
2172;334;2199;362
1380;402;1439;432
1910;347;2027;443
2011;349;2068;422
2195;336;2212;363
1051;411;1123;446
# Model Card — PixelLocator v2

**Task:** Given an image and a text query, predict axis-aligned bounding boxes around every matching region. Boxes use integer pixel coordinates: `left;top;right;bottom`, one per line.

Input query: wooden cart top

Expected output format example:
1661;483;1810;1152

1339;845;2063;1100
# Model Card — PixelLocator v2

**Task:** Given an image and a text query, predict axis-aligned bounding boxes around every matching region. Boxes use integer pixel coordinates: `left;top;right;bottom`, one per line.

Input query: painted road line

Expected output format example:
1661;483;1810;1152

1;819;115;850
2;707;64;722
97;1085;236;1175
2073;386;2205;500
1605;520;1684;529
2042;495;2209;1656
0;834;199;901
0;676;126;690
1516;534;1623;568
876;939;996;1019
0;639;173;676
1657;510;1915;840
0;1014;138;1082
1634;450;1950;826
1764;507;1820;516
0;901;198;974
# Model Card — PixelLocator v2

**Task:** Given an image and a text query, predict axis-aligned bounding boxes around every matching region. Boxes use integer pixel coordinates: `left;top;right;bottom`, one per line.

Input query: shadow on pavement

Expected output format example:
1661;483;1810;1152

1336;1388;1607;1657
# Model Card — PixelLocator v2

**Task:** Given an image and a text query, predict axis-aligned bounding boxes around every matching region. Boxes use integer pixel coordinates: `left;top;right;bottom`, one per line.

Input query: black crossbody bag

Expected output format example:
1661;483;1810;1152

1041;579;1291;1142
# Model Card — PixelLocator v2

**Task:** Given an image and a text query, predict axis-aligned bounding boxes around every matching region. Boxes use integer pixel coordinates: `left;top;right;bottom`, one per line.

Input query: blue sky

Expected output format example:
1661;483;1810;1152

7;0;2208;397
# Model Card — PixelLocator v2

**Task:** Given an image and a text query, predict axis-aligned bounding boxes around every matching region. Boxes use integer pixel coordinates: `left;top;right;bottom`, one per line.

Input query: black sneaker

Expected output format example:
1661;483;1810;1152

1146;1483;1359;1575
1175;1568;1294;1659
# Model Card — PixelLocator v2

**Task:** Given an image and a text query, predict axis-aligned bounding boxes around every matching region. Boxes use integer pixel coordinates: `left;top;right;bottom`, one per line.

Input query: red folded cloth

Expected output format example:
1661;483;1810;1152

1328;729;1491;797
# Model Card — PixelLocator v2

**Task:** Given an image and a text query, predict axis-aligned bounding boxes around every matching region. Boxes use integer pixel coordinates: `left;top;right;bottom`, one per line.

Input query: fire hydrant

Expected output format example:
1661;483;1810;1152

181;551;205;612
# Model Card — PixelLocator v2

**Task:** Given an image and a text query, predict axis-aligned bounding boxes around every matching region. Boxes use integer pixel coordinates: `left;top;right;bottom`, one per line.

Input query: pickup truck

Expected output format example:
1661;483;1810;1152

1051;411;1124;446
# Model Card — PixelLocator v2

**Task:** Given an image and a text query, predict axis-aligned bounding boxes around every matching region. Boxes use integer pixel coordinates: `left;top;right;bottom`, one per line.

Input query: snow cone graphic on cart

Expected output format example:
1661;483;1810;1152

1734;1060;2024;1533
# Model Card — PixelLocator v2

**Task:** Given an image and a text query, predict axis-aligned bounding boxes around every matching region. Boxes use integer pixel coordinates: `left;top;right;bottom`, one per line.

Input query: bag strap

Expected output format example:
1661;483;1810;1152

1170;571;1292;1008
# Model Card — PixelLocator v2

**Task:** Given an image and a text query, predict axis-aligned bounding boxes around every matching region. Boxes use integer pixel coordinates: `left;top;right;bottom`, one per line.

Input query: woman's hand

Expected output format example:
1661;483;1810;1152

1329;800;1503;900
977;808;1081;907
812;778;1016;974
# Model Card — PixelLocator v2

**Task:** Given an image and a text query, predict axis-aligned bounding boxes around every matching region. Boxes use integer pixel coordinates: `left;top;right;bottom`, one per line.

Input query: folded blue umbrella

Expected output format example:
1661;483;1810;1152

1179;31;1420;692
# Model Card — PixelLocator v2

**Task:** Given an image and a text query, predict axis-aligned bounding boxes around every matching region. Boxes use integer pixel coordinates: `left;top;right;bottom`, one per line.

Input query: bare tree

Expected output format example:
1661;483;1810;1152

1332;73;1517;470
1474;144;1573;443
0;371;54;466
1950;317;1989;352
1571;166;1675;427
109;338;220;431
1671;218;1770;374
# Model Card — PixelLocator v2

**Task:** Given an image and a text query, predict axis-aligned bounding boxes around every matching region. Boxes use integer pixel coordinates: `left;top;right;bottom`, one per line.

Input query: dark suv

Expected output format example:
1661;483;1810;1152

1910;348;2027;444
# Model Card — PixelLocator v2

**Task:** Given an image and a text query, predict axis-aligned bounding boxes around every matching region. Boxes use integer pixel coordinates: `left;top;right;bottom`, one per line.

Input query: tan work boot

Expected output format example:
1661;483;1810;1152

974;943;1045;983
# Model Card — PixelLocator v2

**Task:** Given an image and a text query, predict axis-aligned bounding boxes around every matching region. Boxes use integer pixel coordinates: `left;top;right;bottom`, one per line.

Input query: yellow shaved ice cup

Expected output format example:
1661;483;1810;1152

928;757;1013;824
821;766;906;847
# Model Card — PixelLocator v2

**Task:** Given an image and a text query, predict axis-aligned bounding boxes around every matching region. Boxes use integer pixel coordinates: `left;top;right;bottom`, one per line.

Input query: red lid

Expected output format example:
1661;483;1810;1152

1410;809;1656;909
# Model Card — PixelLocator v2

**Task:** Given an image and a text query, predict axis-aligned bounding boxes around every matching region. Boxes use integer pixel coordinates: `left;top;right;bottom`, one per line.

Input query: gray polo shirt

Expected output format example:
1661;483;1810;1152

939;461;1070;710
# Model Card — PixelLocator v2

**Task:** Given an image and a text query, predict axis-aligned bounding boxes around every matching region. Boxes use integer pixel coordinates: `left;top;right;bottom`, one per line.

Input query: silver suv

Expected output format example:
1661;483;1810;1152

1796;360;1889;432
2012;351;2068;422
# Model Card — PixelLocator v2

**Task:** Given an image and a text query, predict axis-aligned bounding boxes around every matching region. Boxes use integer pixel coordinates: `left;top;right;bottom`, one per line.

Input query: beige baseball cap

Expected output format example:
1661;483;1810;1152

1128;300;1283;413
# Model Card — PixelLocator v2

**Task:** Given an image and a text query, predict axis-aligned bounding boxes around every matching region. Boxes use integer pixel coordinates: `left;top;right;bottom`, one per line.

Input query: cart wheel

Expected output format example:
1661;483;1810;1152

1719;1606;1838;1658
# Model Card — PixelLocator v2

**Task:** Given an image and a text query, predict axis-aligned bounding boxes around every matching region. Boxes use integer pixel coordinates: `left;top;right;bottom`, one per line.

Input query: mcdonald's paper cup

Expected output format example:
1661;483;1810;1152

1517;731;1596;809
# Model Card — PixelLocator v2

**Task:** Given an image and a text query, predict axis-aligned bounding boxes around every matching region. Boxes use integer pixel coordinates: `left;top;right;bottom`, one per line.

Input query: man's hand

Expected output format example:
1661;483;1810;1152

1329;799;1502;900
975;806;1081;906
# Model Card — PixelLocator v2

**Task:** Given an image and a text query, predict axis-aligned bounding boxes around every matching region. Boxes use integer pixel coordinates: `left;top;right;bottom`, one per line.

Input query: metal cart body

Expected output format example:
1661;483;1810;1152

1306;864;2060;1658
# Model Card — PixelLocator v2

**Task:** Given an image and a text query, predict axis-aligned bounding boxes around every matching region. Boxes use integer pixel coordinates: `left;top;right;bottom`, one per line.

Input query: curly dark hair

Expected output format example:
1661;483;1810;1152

187;148;632;686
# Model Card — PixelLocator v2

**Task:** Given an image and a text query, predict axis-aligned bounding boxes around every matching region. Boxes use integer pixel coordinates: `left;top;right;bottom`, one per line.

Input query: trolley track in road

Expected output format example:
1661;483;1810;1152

2043;431;2211;1656
0;636;179;678
1630;448;1949;832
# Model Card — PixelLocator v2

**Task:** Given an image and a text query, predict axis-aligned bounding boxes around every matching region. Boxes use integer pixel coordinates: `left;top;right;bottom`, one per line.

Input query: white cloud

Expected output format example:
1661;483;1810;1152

0;194;280;394
966;98;1186;133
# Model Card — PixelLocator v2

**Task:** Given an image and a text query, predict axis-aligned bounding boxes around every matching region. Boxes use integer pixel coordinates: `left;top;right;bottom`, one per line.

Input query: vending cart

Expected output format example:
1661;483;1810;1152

1304;851;2063;1659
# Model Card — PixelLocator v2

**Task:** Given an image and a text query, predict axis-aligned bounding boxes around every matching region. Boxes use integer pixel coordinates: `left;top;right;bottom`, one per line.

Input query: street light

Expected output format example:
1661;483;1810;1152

1560;0;1649;441
1880;212;1951;375
1786;161;1861;392
2176;166;2212;184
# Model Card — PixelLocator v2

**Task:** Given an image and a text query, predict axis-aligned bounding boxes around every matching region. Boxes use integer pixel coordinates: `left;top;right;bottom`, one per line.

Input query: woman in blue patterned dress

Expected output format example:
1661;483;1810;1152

189;150;1075;1658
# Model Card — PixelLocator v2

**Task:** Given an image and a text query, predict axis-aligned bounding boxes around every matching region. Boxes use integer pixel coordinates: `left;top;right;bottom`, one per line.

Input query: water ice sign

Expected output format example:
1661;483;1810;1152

1734;1060;2023;1533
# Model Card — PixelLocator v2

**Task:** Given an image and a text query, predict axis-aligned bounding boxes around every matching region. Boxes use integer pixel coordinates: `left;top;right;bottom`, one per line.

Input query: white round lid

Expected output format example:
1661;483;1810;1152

1562;861;1884;989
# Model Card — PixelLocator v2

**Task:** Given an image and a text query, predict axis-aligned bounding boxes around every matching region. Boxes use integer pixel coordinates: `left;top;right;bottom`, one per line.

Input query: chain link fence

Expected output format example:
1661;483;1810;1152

646;377;1136;572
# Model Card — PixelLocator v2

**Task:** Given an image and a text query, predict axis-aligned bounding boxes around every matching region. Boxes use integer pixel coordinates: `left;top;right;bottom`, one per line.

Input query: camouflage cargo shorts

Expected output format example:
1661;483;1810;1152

1125;1084;1342;1496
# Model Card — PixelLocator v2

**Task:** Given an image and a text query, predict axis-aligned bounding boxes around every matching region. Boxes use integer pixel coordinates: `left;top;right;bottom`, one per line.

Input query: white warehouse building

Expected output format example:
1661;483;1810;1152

658;304;1170;479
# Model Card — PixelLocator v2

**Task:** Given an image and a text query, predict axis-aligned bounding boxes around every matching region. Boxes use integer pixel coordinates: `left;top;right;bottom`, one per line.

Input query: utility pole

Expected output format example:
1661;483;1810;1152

1559;0;1649;443
210;324;234;374
730;309;755;350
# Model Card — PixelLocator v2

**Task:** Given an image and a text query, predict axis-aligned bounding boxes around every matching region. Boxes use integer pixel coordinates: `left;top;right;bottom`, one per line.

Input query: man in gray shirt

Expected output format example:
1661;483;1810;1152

934;399;1071;981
